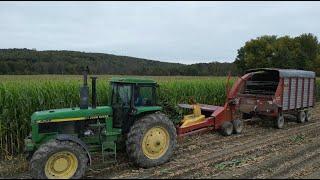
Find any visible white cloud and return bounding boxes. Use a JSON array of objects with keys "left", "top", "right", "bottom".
[{"left": 0, "top": 1, "right": 320, "bottom": 64}]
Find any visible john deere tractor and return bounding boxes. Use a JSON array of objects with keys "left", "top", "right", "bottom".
[{"left": 24, "top": 70, "right": 177, "bottom": 179}]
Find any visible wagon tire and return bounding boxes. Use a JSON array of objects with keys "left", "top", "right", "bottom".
[
  {"left": 305, "top": 109, "right": 312, "bottom": 122},
  {"left": 221, "top": 121, "right": 233, "bottom": 136},
  {"left": 297, "top": 111, "right": 306, "bottom": 123},
  {"left": 275, "top": 114, "right": 285, "bottom": 129},
  {"left": 30, "top": 139, "right": 88, "bottom": 179},
  {"left": 126, "top": 112, "right": 177, "bottom": 168},
  {"left": 232, "top": 119, "right": 244, "bottom": 134}
]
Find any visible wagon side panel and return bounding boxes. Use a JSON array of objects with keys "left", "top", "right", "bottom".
[
  {"left": 282, "top": 78, "right": 290, "bottom": 111},
  {"left": 308, "top": 78, "right": 315, "bottom": 107},
  {"left": 296, "top": 78, "right": 303, "bottom": 108},
  {"left": 303, "top": 78, "right": 309, "bottom": 107},
  {"left": 289, "top": 78, "right": 297, "bottom": 109},
  {"left": 313, "top": 78, "right": 316, "bottom": 107}
]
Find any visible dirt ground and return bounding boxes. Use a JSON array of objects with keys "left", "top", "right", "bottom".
[{"left": 2, "top": 104, "right": 320, "bottom": 179}]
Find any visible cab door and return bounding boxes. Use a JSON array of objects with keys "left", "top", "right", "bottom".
[{"left": 111, "top": 83, "right": 133, "bottom": 131}]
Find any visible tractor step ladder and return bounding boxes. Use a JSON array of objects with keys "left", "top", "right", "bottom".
[{"left": 101, "top": 141, "right": 117, "bottom": 164}]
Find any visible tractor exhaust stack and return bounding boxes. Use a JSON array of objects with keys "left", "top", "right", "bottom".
[
  {"left": 80, "top": 67, "right": 89, "bottom": 109},
  {"left": 91, "top": 76, "right": 97, "bottom": 109}
]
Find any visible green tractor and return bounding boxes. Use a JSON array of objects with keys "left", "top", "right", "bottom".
[{"left": 24, "top": 70, "right": 177, "bottom": 179}]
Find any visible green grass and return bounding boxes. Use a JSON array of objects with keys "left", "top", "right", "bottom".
[{"left": 290, "top": 134, "right": 305, "bottom": 143}]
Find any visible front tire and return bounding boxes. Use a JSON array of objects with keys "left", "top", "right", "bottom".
[
  {"left": 126, "top": 112, "right": 177, "bottom": 168},
  {"left": 30, "top": 140, "right": 88, "bottom": 179}
]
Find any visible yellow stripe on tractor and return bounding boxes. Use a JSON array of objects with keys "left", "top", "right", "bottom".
[
  {"left": 38, "top": 115, "right": 108, "bottom": 124},
  {"left": 39, "top": 117, "right": 86, "bottom": 123}
]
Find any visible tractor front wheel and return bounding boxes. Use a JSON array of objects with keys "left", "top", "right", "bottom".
[
  {"left": 29, "top": 140, "right": 88, "bottom": 179},
  {"left": 126, "top": 112, "right": 177, "bottom": 168}
]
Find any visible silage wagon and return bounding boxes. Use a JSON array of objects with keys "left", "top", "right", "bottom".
[
  {"left": 176, "top": 68, "right": 316, "bottom": 137},
  {"left": 233, "top": 68, "right": 316, "bottom": 128}
]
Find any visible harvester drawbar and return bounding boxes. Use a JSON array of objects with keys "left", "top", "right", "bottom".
[{"left": 176, "top": 74, "right": 242, "bottom": 137}]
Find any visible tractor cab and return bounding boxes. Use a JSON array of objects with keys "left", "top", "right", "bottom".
[{"left": 109, "top": 77, "right": 159, "bottom": 133}]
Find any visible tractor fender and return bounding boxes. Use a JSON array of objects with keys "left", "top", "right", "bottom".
[{"left": 56, "top": 134, "right": 92, "bottom": 165}]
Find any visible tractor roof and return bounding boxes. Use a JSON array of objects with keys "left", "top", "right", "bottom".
[{"left": 110, "top": 77, "right": 157, "bottom": 84}]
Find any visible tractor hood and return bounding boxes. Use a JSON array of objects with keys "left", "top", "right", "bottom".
[{"left": 31, "top": 106, "right": 113, "bottom": 123}]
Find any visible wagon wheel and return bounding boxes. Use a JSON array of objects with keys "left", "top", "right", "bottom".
[
  {"left": 297, "top": 111, "right": 306, "bottom": 123},
  {"left": 220, "top": 121, "right": 233, "bottom": 136},
  {"left": 305, "top": 109, "right": 312, "bottom": 122},
  {"left": 275, "top": 114, "right": 284, "bottom": 129},
  {"left": 232, "top": 119, "right": 244, "bottom": 134}
]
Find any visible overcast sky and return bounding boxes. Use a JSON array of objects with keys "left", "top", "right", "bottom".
[{"left": 1, "top": 1, "right": 320, "bottom": 64}]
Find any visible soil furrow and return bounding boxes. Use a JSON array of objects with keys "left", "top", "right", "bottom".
[
  {"left": 202, "top": 130, "right": 320, "bottom": 179},
  {"left": 272, "top": 151, "right": 320, "bottom": 179},
  {"left": 87, "top": 124, "right": 274, "bottom": 178},
  {"left": 303, "top": 166, "right": 320, "bottom": 179},
  {"left": 232, "top": 135, "right": 320, "bottom": 179},
  {"left": 172, "top": 127, "right": 320, "bottom": 179},
  {"left": 110, "top": 121, "right": 320, "bottom": 179}
]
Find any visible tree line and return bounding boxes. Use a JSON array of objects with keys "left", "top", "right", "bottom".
[
  {"left": 235, "top": 33, "right": 320, "bottom": 75},
  {"left": 0, "top": 49, "right": 237, "bottom": 76},
  {"left": 1, "top": 33, "right": 319, "bottom": 76}
]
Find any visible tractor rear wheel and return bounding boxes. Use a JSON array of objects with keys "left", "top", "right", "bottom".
[
  {"left": 221, "top": 121, "right": 233, "bottom": 136},
  {"left": 297, "top": 111, "right": 306, "bottom": 123},
  {"left": 30, "top": 140, "right": 88, "bottom": 179},
  {"left": 232, "top": 119, "right": 244, "bottom": 134},
  {"left": 126, "top": 112, "right": 177, "bottom": 168}
]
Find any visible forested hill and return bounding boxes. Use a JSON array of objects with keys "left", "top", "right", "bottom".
[{"left": 0, "top": 49, "right": 237, "bottom": 76}]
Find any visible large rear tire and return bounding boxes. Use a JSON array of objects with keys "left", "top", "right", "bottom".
[
  {"left": 126, "top": 112, "right": 177, "bottom": 168},
  {"left": 30, "top": 140, "right": 88, "bottom": 179}
]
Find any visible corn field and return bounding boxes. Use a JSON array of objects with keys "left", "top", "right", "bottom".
[{"left": 0, "top": 75, "right": 319, "bottom": 160}]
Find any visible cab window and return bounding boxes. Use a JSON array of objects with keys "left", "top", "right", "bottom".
[
  {"left": 134, "top": 86, "right": 155, "bottom": 106},
  {"left": 112, "top": 84, "right": 132, "bottom": 107}
]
